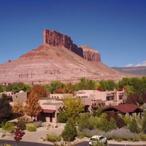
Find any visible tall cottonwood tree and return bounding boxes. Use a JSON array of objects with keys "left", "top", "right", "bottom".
[
  {"left": 12, "top": 102, "right": 25, "bottom": 116},
  {"left": 25, "top": 92, "right": 41, "bottom": 118},
  {"left": 25, "top": 85, "right": 47, "bottom": 118}
]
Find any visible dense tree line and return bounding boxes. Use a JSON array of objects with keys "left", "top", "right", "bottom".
[
  {"left": 118, "top": 77, "right": 146, "bottom": 104},
  {"left": 44, "top": 77, "right": 146, "bottom": 105},
  {"left": 0, "top": 83, "right": 31, "bottom": 93},
  {"left": 1, "top": 77, "right": 146, "bottom": 105}
]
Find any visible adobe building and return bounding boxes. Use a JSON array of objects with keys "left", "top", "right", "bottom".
[
  {"left": 75, "top": 89, "right": 126, "bottom": 107},
  {"left": 37, "top": 90, "right": 126, "bottom": 123}
]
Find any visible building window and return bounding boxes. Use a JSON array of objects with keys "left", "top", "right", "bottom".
[
  {"left": 106, "top": 96, "right": 114, "bottom": 101},
  {"left": 119, "top": 94, "right": 123, "bottom": 100}
]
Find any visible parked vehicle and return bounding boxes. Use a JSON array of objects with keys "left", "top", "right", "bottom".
[{"left": 89, "top": 135, "right": 108, "bottom": 146}]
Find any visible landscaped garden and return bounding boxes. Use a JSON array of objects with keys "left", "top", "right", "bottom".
[{"left": 0, "top": 77, "right": 146, "bottom": 144}]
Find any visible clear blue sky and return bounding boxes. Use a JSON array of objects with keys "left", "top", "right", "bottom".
[{"left": 0, "top": 0, "right": 146, "bottom": 67}]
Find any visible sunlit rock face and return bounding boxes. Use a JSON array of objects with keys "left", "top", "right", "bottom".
[{"left": 81, "top": 45, "right": 101, "bottom": 62}]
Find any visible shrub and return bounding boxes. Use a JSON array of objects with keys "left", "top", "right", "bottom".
[
  {"left": 2, "top": 122, "right": 15, "bottom": 132},
  {"left": 105, "top": 128, "right": 139, "bottom": 141},
  {"left": 97, "top": 114, "right": 117, "bottom": 132},
  {"left": 106, "top": 127, "right": 146, "bottom": 141},
  {"left": 91, "top": 106, "right": 103, "bottom": 117},
  {"left": 78, "top": 113, "right": 95, "bottom": 130},
  {"left": 57, "top": 111, "right": 68, "bottom": 123},
  {"left": 128, "top": 118, "right": 140, "bottom": 133},
  {"left": 78, "top": 113, "right": 117, "bottom": 132},
  {"left": 88, "top": 116, "right": 97, "bottom": 130},
  {"left": 123, "top": 114, "right": 132, "bottom": 126},
  {"left": 107, "top": 112, "right": 125, "bottom": 128},
  {"left": 17, "top": 118, "right": 26, "bottom": 130},
  {"left": 26, "top": 123, "right": 37, "bottom": 132},
  {"left": 46, "top": 134, "right": 61, "bottom": 142},
  {"left": 108, "top": 134, "right": 139, "bottom": 142},
  {"left": 62, "top": 120, "right": 77, "bottom": 141},
  {"left": 139, "top": 133, "right": 146, "bottom": 141},
  {"left": 17, "top": 116, "right": 31, "bottom": 123}
]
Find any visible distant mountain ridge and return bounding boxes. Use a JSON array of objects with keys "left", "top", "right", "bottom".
[{"left": 113, "top": 66, "right": 146, "bottom": 76}]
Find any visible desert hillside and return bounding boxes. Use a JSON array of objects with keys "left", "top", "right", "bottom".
[{"left": 0, "top": 29, "right": 126, "bottom": 84}]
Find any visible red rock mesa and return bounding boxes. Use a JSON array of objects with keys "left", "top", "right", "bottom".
[{"left": 0, "top": 29, "right": 125, "bottom": 84}]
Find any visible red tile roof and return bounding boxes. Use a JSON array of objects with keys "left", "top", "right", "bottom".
[
  {"left": 114, "top": 104, "right": 139, "bottom": 113},
  {"left": 104, "top": 104, "right": 142, "bottom": 114}
]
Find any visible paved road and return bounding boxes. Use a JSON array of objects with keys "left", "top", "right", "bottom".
[
  {"left": 76, "top": 141, "right": 146, "bottom": 146},
  {"left": 1, "top": 140, "right": 146, "bottom": 146},
  {"left": 0, "top": 140, "right": 53, "bottom": 146}
]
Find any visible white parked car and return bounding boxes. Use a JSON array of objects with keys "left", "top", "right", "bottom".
[{"left": 89, "top": 135, "right": 108, "bottom": 146}]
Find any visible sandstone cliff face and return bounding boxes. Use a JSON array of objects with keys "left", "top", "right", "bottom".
[
  {"left": 43, "top": 29, "right": 83, "bottom": 57},
  {"left": 43, "top": 29, "right": 101, "bottom": 63},
  {"left": 81, "top": 46, "right": 101, "bottom": 62}
]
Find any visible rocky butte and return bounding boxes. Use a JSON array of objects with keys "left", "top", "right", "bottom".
[{"left": 0, "top": 29, "right": 127, "bottom": 84}]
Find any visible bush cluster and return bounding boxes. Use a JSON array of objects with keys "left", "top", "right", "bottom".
[
  {"left": 62, "top": 120, "right": 77, "bottom": 141},
  {"left": 1, "top": 122, "right": 15, "bottom": 132},
  {"left": 26, "top": 123, "right": 37, "bottom": 132},
  {"left": 46, "top": 134, "right": 61, "bottom": 142},
  {"left": 17, "top": 118, "right": 26, "bottom": 130},
  {"left": 78, "top": 113, "right": 117, "bottom": 132}
]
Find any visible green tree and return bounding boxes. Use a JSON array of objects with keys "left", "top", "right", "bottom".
[
  {"left": 98, "top": 80, "right": 117, "bottom": 91},
  {"left": 0, "top": 94, "right": 12, "bottom": 121},
  {"left": 64, "top": 83, "right": 75, "bottom": 93},
  {"left": 46, "top": 81, "right": 65, "bottom": 93},
  {"left": 57, "top": 110, "right": 68, "bottom": 123},
  {"left": 75, "top": 78, "right": 96, "bottom": 90},
  {"left": 118, "top": 77, "right": 146, "bottom": 104},
  {"left": 63, "top": 97, "right": 84, "bottom": 121},
  {"left": 0, "top": 85, "right": 6, "bottom": 93},
  {"left": 62, "top": 120, "right": 77, "bottom": 141},
  {"left": 6, "top": 83, "right": 31, "bottom": 93}
]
